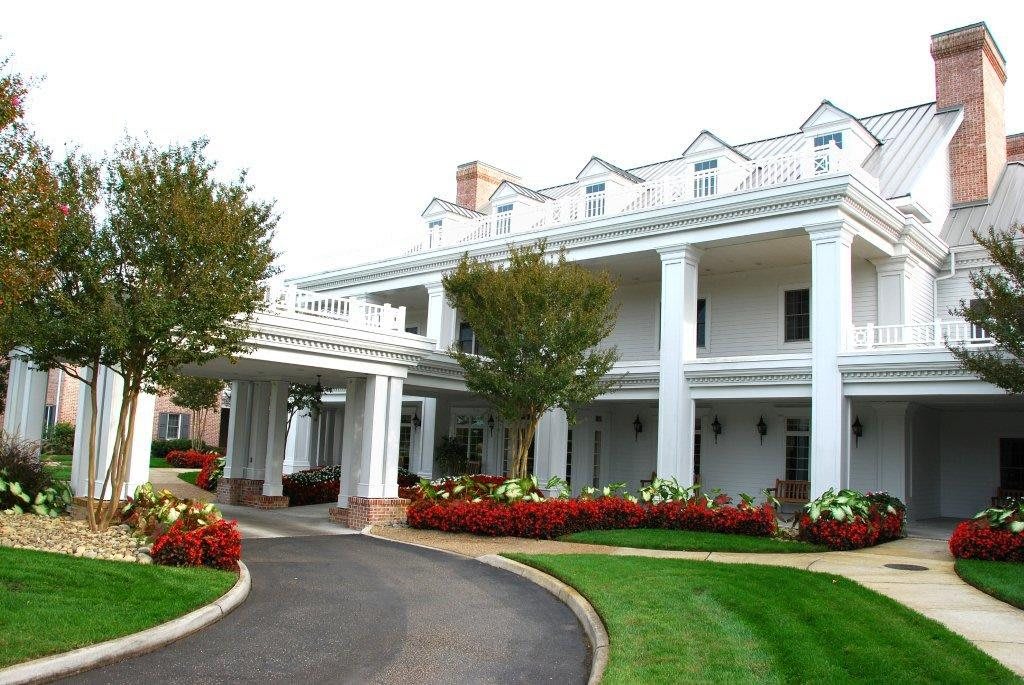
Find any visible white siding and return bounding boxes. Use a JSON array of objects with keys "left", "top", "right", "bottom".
[
  {"left": 605, "top": 406, "right": 657, "bottom": 490},
  {"left": 910, "top": 406, "right": 941, "bottom": 520},
  {"left": 405, "top": 306, "right": 427, "bottom": 334},
  {"left": 910, "top": 268, "right": 935, "bottom": 324},
  {"left": 851, "top": 259, "right": 877, "bottom": 326},
  {"left": 939, "top": 409, "right": 1024, "bottom": 519},
  {"left": 935, "top": 270, "right": 979, "bottom": 321},
  {"left": 602, "top": 281, "right": 659, "bottom": 362}
]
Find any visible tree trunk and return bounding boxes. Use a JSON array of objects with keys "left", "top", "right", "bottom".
[
  {"left": 510, "top": 416, "right": 539, "bottom": 480},
  {"left": 102, "top": 378, "right": 139, "bottom": 528},
  {"left": 84, "top": 364, "right": 99, "bottom": 531}
]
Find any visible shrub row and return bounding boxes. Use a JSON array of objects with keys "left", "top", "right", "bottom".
[
  {"left": 797, "top": 490, "right": 906, "bottom": 550},
  {"left": 283, "top": 465, "right": 341, "bottom": 506},
  {"left": 408, "top": 497, "right": 777, "bottom": 540},
  {"left": 152, "top": 439, "right": 220, "bottom": 460}
]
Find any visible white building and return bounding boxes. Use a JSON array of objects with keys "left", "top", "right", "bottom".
[
  {"left": 279, "top": 22, "right": 1024, "bottom": 522},
  {"left": 5, "top": 22, "right": 1022, "bottom": 528}
]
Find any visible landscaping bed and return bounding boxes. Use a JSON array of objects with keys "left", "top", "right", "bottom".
[
  {"left": 0, "top": 510, "right": 148, "bottom": 562},
  {"left": 949, "top": 500, "right": 1023, "bottom": 562},
  {"left": 0, "top": 545, "right": 235, "bottom": 668},
  {"left": 560, "top": 528, "right": 827, "bottom": 553},
  {"left": 955, "top": 558, "right": 1024, "bottom": 610},
  {"left": 509, "top": 553, "right": 1018, "bottom": 684}
]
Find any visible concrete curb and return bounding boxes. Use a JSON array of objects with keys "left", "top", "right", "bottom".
[
  {"left": 478, "top": 554, "right": 609, "bottom": 685},
  {"left": 363, "top": 529, "right": 473, "bottom": 558},
  {"left": 0, "top": 561, "right": 251, "bottom": 685}
]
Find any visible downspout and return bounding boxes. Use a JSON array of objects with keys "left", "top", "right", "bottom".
[{"left": 933, "top": 248, "right": 957, "bottom": 320}]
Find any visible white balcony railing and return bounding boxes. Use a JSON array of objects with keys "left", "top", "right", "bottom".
[
  {"left": 265, "top": 286, "right": 407, "bottom": 332},
  {"left": 409, "top": 142, "right": 850, "bottom": 254},
  {"left": 848, "top": 320, "right": 992, "bottom": 351}
]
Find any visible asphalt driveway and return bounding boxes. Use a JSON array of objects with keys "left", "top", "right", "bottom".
[{"left": 65, "top": 534, "right": 589, "bottom": 684}]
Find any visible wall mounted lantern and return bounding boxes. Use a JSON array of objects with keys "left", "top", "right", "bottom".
[
  {"left": 633, "top": 414, "right": 643, "bottom": 441},
  {"left": 487, "top": 414, "right": 496, "bottom": 434},
  {"left": 851, "top": 416, "right": 863, "bottom": 446},
  {"left": 314, "top": 374, "right": 324, "bottom": 394},
  {"left": 711, "top": 415, "right": 723, "bottom": 444},
  {"left": 412, "top": 413, "right": 422, "bottom": 429},
  {"left": 756, "top": 416, "right": 768, "bottom": 445}
]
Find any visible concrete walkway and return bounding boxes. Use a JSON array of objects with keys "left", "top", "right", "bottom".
[
  {"left": 149, "top": 467, "right": 213, "bottom": 501},
  {"left": 372, "top": 526, "right": 1024, "bottom": 676},
  {"left": 66, "top": 534, "right": 589, "bottom": 684}
]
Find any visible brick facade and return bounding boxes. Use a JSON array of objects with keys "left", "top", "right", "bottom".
[
  {"left": 152, "top": 392, "right": 222, "bottom": 447},
  {"left": 1009, "top": 133, "right": 1024, "bottom": 164},
  {"left": 216, "top": 477, "right": 265, "bottom": 505},
  {"left": 931, "top": 23, "right": 1007, "bottom": 205},
  {"left": 329, "top": 497, "right": 410, "bottom": 529},
  {"left": 455, "top": 161, "right": 521, "bottom": 212}
]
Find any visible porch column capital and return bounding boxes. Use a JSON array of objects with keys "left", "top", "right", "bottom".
[
  {"left": 657, "top": 244, "right": 704, "bottom": 266},
  {"left": 805, "top": 222, "right": 855, "bottom": 246}
]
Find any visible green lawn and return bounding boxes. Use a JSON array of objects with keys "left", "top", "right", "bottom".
[
  {"left": 150, "top": 456, "right": 171, "bottom": 469},
  {"left": 177, "top": 471, "right": 200, "bottom": 486},
  {"left": 0, "top": 546, "right": 236, "bottom": 668},
  {"left": 508, "top": 554, "right": 1017, "bottom": 684},
  {"left": 42, "top": 454, "right": 72, "bottom": 482},
  {"left": 560, "top": 528, "right": 827, "bottom": 554},
  {"left": 956, "top": 558, "right": 1024, "bottom": 610}
]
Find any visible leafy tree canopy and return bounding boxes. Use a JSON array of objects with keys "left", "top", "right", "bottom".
[
  {"left": 443, "top": 240, "right": 620, "bottom": 478},
  {"left": 950, "top": 225, "right": 1024, "bottom": 393}
]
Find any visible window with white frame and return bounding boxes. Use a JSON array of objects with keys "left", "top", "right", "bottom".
[
  {"left": 585, "top": 182, "right": 606, "bottom": 218},
  {"left": 693, "top": 159, "right": 718, "bottom": 197},
  {"left": 999, "top": 438, "right": 1024, "bottom": 490},
  {"left": 696, "top": 298, "right": 707, "bottom": 348},
  {"left": 428, "top": 219, "right": 443, "bottom": 247},
  {"left": 784, "top": 418, "right": 810, "bottom": 481},
  {"left": 458, "top": 322, "right": 481, "bottom": 355},
  {"left": 813, "top": 132, "right": 843, "bottom": 174},
  {"left": 495, "top": 203, "right": 513, "bottom": 234},
  {"left": 968, "top": 299, "right": 990, "bottom": 342},
  {"left": 783, "top": 288, "right": 811, "bottom": 342},
  {"left": 454, "top": 414, "right": 485, "bottom": 473},
  {"left": 398, "top": 412, "right": 414, "bottom": 471},
  {"left": 592, "top": 423, "right": 603, "bottom": 487},
  {"left": 43, "top": 404, "right": 57, "bottom": 430},
  {"left": 565, "top": 429, "right": 573, "bottom": 488},
  {"left": 157, "top": 412, "right": 190, "bottom": 440}
]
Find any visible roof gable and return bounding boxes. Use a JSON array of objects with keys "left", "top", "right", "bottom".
[
  {"left": 576, "top": 156, "right": 644, "bottom": 184},
  {"left": 420, "top": 198, "right": 483, "bottom": 219},
  {"left": 800, "top": 100, "right": 881, "bottom": 145},
  {"left": 682, "top": 130, "right": 750, "bottom": 160},
  {"left": 489, "top": 180, "right": 551, "bottom": 203}
]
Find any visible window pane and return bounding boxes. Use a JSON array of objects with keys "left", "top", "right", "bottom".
[
  {"left": 592, "top": 430, "right": 602, "bottom": 486},
  {"left": 696, "top": 298, "right": 707, "bottom": 348},
  {"left": 1000, "top": 438, "right": 1024, "bottom": 489},
  {"left": 565, "top": 429, "right": 573, "bottom": 488},
  {"left": 458, "top": 322, "right": 476, "bottom": 353},
  {"left": 784, "top": 289, "right": 810, "bottom": 342}
]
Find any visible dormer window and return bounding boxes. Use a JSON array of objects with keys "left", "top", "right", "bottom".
[
  {"left": 427, "top": 219, "right": 443, "bottom": 247},
  {"left": 495, "top": 203, "right": 513, "bottom": 234},
  {"left": 813, "top": 132, "right": 843, "bottom": 174},
  {"left": 585, "top": 182, "right": 606, "bottom": 218},
  {"left": 693, "top": 159, "right": 718, "bottom": 198}
]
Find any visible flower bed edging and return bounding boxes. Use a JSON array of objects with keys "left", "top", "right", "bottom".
[{"left": 0, "top": 561, "right": 250, "bottom": 685}]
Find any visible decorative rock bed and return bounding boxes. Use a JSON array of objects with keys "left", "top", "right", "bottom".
[{"left": 0, "top": 511, "right": 151, "bottom": 564}]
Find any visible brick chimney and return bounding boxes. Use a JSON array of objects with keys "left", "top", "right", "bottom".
[
  {"left": 1009, "top": 133, "right": 1024, "bottom": 164},
  {"left": 931, "top": 22, "right": 1008, "bottom": 205},
  {"left": 455, "top": 161, "right": 521, "bottom": 212}
]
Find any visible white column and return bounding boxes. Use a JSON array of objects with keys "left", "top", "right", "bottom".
[
  {"left": 808, "top": 224, "right": 854, "bottom": 498},
  {"left": 284, "top": 409, "right": 313, "bottom": 474},
  {"left": 339, "top": 377, "right": 366, "bottom": 507},
  {"left": 225, "top": 381, "right": 253, "bottom": 479},
  {"left": 656, "top": 245, "right": 702, "bottom": 485},
  {"left": 70, "top": 366, "right": 153, "bottom": 499},
  {"left": 245, "top": 381, "right": 271, "bottom": 480},
  {"left": 871, "top": 255, "right": 916, "bottom": 327},
  {"left": 3, "top": 355, "right": 48, "bottom": 445},
  {"left": 262, "top": 380, "right": 289, "bottom": 497},
  {"left": 425, "top": 282, "right": 457, "bottom": 351},
  {"left": 534, "top": 408, "right": 569, "bottom": 488},
  {"left": 331, "top": 407, "right": 345, "bottom": 466},
  {"left": 416, "top": 397, "right": 437, "bottom": 478},
  {"left": 307, "top": 409, "right": 321, "bottom": 468},
  {"left": 356, "top": 375, "right": 403, "bottom": 499}
]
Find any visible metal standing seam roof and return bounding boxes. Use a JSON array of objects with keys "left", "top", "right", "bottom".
[
  {"left": 491, "top": 180, "right": 554, "bottom": 203},
  {"left": 422, "top": 198, "right": 484, "bottom": 218},
  {"left": 534, "top": 102, "right": 961, "bottom": 203},
  {"left": 942, "top": 163, "right": 1024, "bottom": 246}
]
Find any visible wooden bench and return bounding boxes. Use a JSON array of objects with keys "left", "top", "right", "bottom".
[
  {"left": 991, "top": 488, "right": 1024, "bottom": 507},
  {"left": 770, "top": 479, "right": 811, "bottom": 504}
]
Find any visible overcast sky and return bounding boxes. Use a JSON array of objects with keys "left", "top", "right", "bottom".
[{"left": 5, "top": 2, "right": 1023, "bottom": 279}]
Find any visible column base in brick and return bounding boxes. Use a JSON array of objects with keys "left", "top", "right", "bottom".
[
  {"left": 248, "top": 494, "right": 290, "bottom": 510},
  {"left": 329, "top": 497, "right": 410, "bottom": 529},
  {"left": 216, "top": 478, "right": 265, "bottom": 505}
]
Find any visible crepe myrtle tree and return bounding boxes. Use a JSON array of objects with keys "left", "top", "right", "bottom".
[
  {"left": 0, "top": 53, "right": 63, "bottom": 339},
  {"left": 950, "top": 224, "right": 1024, "bottom": 393},
  {"left": 8, "top": 151, "right": 110, "bottom": 529},
  {"left": 168, "top": 375, "right": 226, "bottom": 450},
  {"left": 443, "top": 240, "right": 620, "bottom": 479}
]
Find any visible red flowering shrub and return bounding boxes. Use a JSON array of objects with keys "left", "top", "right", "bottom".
[
  {"left": 283, "top": 465, "right": 341, "bottom": 506},
  {"left": 799, "top": 514, "right": 877, "bottom": 550},
  {"left": 196, "top": 455, "right": 225, "bottom": 491},
  {"left": 166, "top": 450, "right": 217, "bottom": 469},
  {"left": 949, "top": 521, "right": 1024, "bottom": 562},
  {"left": 407, "top": 497, "right": 647, "bottom": 539},
  {"left": 647, "top": 499, "right": 777, "bottom": 537},
  {"left": 152, "top": 518, "right": 242, "bottom": 570},
  {"left": 405, "top": 474, "right": 513, "bottom": 502},
  {"left": 797, "top": 489, "right": 907, "bottom": 550}
]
